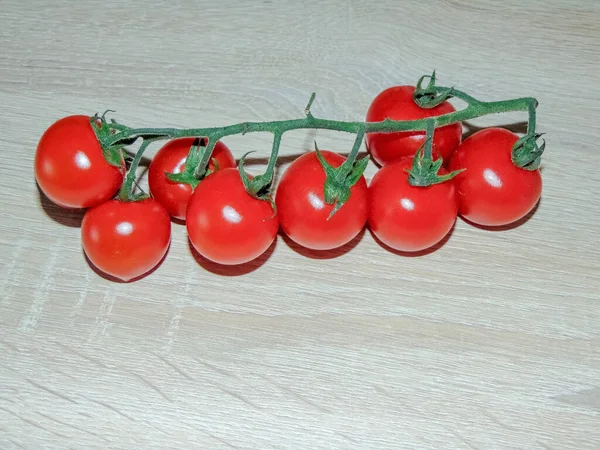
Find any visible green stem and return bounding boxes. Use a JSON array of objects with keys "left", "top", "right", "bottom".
[
  {"left": 107, "top": 96, "right": 535, "bottom": 148},
  {"left": 339, "top": 126, "right": 365, "bottom": 175},
  {"left": 193, "top": 136, "right": 219, "bottom": 179},
  {"left": 424, "top": 120, "right": 435, "bottom": 160},
  {"left": 266, "top": 131, "right": 282, "bottom": 178},
  {"left": 118, "top": 139, "right": 155, "bottom": 201}
]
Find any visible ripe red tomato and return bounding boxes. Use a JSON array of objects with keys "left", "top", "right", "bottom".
[
  {"left": 186, "top": 168, "right": 278, "bottom": 265},
  {"left": 448, "top": 128, "right": 542, "bottom": 226},
  {"left": 148, "top": 138, "right": 236, "bottom": 220},
  {"left": 365, "top": 86, "right": 462, "bottom": 166},
  {"left": 81, "top": 198, "right": 171, "bottom": 281},
  {"left": 35, "top": 115, "right": 123, "bottom": 208},
  {"left": 275, "top": 150, "right": 368, "bottom": 250},
  {"left": 368, "top": 157, "right": 458, "bottom": 252}
]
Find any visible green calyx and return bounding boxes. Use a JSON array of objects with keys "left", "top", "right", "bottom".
[
  {"left": 406, "top": 120, "right": 463, "bottom": 187},
  {"left": 406, "top": 149, "right": 464, "bottom": 187},
  {"left": 412, "top": 70, "right": 454, "bottom": 109},
  {"left": 164, "top": 138, "right": 216, "bottom": 189},
  {"left": 238, "top": 151, "right": 277, "bottom": 212},
  {"left": 314, "top": 142, "right": 369, "bottom": 219},
  {"left": 90, "top": 113, "right": 128, "bottom": 168},
  {"left": 511, "top": 133, "right": 545, "bottom": 170}
]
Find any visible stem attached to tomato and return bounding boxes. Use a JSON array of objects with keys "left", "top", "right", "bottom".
[
  {"left": 96, "top": 74, "right": 542, "bottom": 209},
  {"left": 117, "top": 138, "right": 157, "bottom": 202}
]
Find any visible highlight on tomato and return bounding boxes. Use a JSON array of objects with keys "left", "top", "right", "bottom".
[
  {"left": 275, "top": 150, "right": 368, "bottom": 251},
  {"left": 365, "top": 85, "right": 462, "bottom": 166},
  {"left": 448, "top": 128, "right": 542, "bottom": 227},
  {"left": 186, "top": 168, "right": 279, "bottom": 265},
  {"left": 148, "top": 138, "right": 236, "bottom": 220},
  {"left": 81, "top": 198, "right": 171, "bottom": 281},
  {"left": 34, "top": 115, "right": 124, "bottom": 208},
  {"left": 368, "top": 157, "right": 458, "bottom": 252}
]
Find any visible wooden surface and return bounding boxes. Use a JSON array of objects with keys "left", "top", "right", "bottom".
[{"left": 1, "top": 0, "right": 599, "bottom": 448}]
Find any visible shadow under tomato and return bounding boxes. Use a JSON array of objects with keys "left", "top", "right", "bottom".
[
  {"left": 187, "top": 237, "right": 276, "bottom": 276},
  {"left": 280, "top": 227, "right": 366, "bottom": 260},
  {"left": 368, "top": 222, "right": 456, "bottom": 257},
  {"left": 459, "top": 198, "right": 541, "bottom": 232},
  {"left": 38, "top": 183, "right": 86, "bottom": 228},
  {"left": 82, "top": 242, "right": 171, "bottom": 283}
]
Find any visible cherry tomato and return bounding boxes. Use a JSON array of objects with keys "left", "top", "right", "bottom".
[
  {"left": 365, "top": 86, "right": 462, "bottom": 166},
  {"left": 35, "top": 115, "right": 123, "bottom": 208},
  {"left": 81, "top": 198, "right": 171, "bottom": 281},
  {"left": 148, "top": 138, "right": 236, "bottom": 220},
  {"left": 275, "top": 150, "right": 368, "bottom": 250},
  {"left": 448, "top": 128, "right": 542, "bottom": 227},
  {"left": 186, "top": 168, "right": 278, "bottom": 265},
  {"left": 368, "top": 157, "right": 458, "bottom": 252}
]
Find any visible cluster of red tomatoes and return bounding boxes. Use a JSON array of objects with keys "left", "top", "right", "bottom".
[{"left": 34, "top": 85, "right": 542, "bottom": 282}]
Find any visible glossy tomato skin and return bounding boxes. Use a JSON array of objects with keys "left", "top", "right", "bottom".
[
  {"left": 275, "top": 150, "right": 368, "bottom": 251},
  {"left": 365, "top": 86, "right": 462, "bottom": 166},
  {"left": 448, "top": 128, "right": 542, "bottom": 226},
  {"left": 148, "top": 138, "right": 236, "bottom": 220},
  {"left": 35, "top": 115, "right": 123, "bottom": 208},
  {"left": 186, "top": 168, "right": 278, "bottom": 265},
  {"left": 81, "top": 198, "right": 171, "bottom": 281},
  {"left": 368, "top": 158, "right": 458, "bottom": 252}
]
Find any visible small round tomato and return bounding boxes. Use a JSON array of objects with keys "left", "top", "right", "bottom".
[
  {"left": 275, "top": 150, "right": 368, "bottom": 251},
  {"left": 365, "top": 86, "right": 462, "bottom": 166},
  {"left": 448, "top": 128, "right": 542, "bottom": 226},
  {"left": 35, "top": 115, "right": 123, "bottom": 208},
  {"left": 148, "top": 138, "right": 236, "bottom": 220},
  {"left": 186, "top": 168, "right": 278, "bottom": 265},
  {"left": 368, "top": 158, "right": 458, "bottom": 252},
  {"left": 81, "top": 198, "right": 171, "bottom": 281}
]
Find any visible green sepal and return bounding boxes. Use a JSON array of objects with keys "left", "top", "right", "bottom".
[
  {"left": 407, "top": 142, "right": 463, "bottom": 187},
  {"left": 413, "top": 70, "right": 454, "bottom": 109},
  {"left": 238, "top": 152, "right": 277, "bottom": 213},
  {"left": 91, "top": 113, "right": 127, "bottom": 168},
  {"left": 102, "top": 145, "right": 125, "bottom": 168},
  {"left": 314, "top": 142, "right": 368, "bottom": 219},
  {"left": 164, "top": 138, "right": 214, "bottom": 189},
  {"left": 165, "top": 171, "right": 200, "bottom": 189},
  {"left": 512, "top": 133, "right": 545, "bottom": 170}
]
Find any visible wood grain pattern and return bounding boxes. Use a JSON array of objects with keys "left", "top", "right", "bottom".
[{"left": 1, "top": 0, "right": 599, "bottom": 448}]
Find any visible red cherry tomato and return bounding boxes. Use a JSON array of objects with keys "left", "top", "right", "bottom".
[
  {"left": 35, "top": 115, "right": 123, "bottom": 208},
  {"left": 148, "top": 138, "right": 236, "bottom": 220},
  {"left": 275, "top": 150, "right": 368, "bottom": 250},
  {"left": 365, "top": 86, "right": 462, "bottom": 166},
  {"left": 448, "top": 128, "right": 542, "bottom": 226},
  {"left": 81, "top": 198, "right": 171, "bottom": 281},
  {"left": 368, "top": 158, "right": 458, "bottom": 252},
  {"left": 186, "top": 168, "right": 278, "bottom": 265}
]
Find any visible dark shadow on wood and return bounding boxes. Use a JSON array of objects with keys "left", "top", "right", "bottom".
[{"left": 37, "top": 183, "right": 86, "bottom": 228}]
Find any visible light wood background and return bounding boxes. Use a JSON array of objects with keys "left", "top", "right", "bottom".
[{"left": 1, "top": 0, "right": 599, "bottom": 448}]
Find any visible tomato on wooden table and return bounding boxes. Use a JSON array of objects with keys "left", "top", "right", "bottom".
[
  {"left": 368, "top": 157, "right": 458, "bottom": 252},
  {"left": 448, "top": 128, "right": 542, "bottom": 227},
  {"left": 186, "top": 168, "right": 278, "bottom": 265},
  {"left": 35, "top": 115, "right": 123, "bottom": 208},
  {"left": 148, "top": 138, "right": 236, "bottom": 220},
  {"left": 365, "top": 86, "right": 462, "bottom": 166},
  {"left": 275, "top": 150, "right": 368, "bottom": 251},
  {"left": 81, "top": 198, "right": 171, "bottom": 281}
]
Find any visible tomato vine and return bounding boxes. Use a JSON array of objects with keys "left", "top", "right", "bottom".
[{"left": 34, "top": 72, "right": 546, "bottom": 280}]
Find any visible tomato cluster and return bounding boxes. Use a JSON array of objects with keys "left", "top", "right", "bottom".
[{"left": 34, "top": 85, "right": 542, "bottom": 282}]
